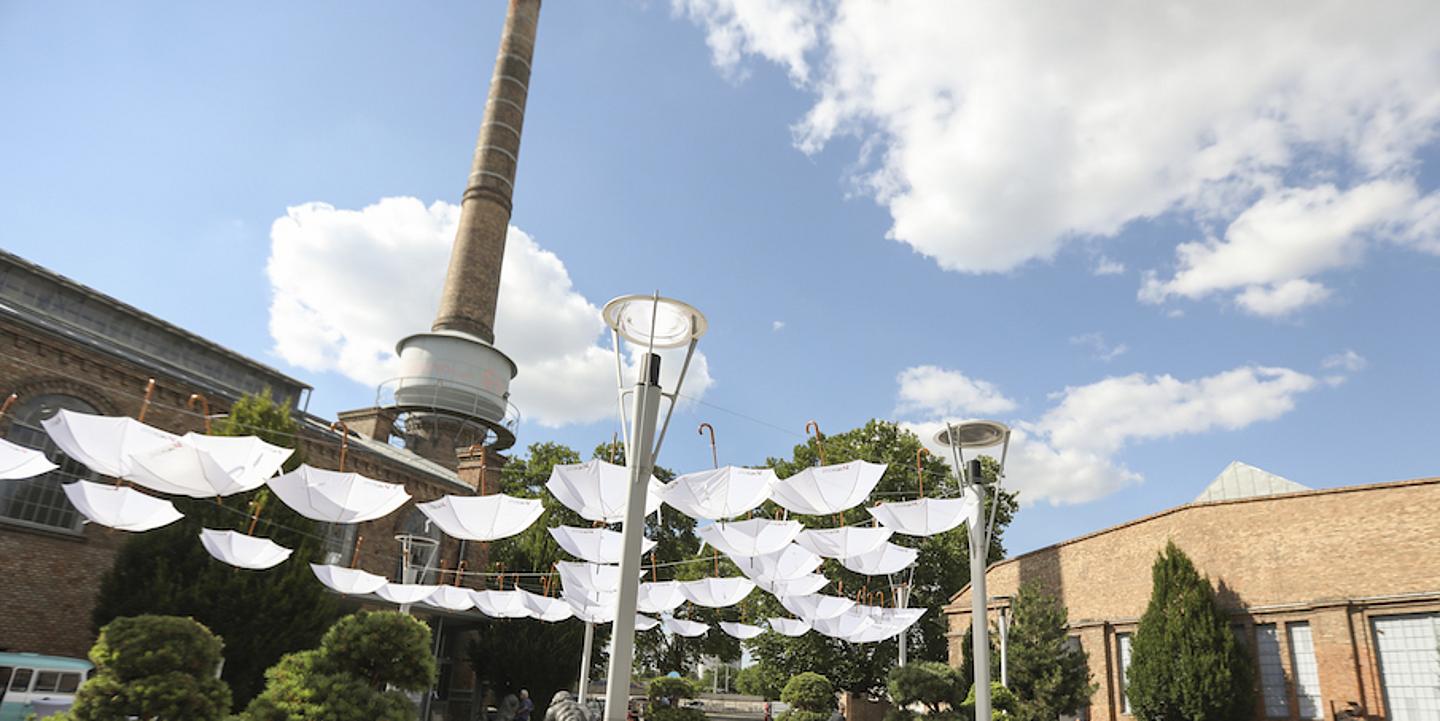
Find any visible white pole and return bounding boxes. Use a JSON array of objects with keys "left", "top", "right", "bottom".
[
  {"left": 998, "top": 608, "right": 1009, "bottom": 688},
  {"left": 968, "top": 459, "right": 992, "bottom": 721},
  {"left": 602, "top": 354, "right": 663, "bottom": 721},
  {"left": 896, "top": 582, "right": 911, "bottom": 667},
  {"left": 578, "top": 621, "right": 595, "bottom": 703}
]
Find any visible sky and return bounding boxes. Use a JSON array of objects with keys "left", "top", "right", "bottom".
[{"left": 3, "top": 1, "right": 1438, "bottom": 557}]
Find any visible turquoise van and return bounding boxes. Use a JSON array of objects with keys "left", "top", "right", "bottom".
[{"left": 0, "top": 652, "right": 93, "bottom": 721}]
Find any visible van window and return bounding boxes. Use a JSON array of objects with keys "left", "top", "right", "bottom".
[
  {"left": 9, "top": 668, "right": 32, "bottom": 692},
  {"left": 33, "top": 670, "right": 60, "bottom": 693},
  {"left": 58, "top": 672, "right": 81, "bottom": 693}
]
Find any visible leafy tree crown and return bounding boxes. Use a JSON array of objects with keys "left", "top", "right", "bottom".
[{"left": 782, "top": 672, "right": 836, "bottom": 713}]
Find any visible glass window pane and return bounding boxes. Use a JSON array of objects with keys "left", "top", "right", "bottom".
[
  {"left": 1373, "top": 613, "right": 1440, "bottom": 721},
  {"left": 1256, "top": 624, "right": 1291, "bottom": 718},
  {"left": 0, "top": 394, "right": 99, "bottom": 532},
  {"left": 32, "top": 671, "right": 59, "bottom": 693},
  {"left": 57, "top": 673, "right": 80, "bottom": 693},
  {"left": 1117, "top": 632, "right": 1133, "bottom": 714},
  {"left": 10, "top": 668, "right": 33, "bottom": 692},
  {"left": 1287, "top": 623, "right": 1323, "bottom": 719}
]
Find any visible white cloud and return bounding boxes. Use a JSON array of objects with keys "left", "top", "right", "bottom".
[
  {"left": 675, "top": 1, "right": 1440, "bottom": 310},
  {"left": 1069, "top": 332, "right": 1127, "bottom": 362},
  {"left": 1322, "top": 349, "right": 1368, "bottom": 373},
  {"left": 772, "top": 320, "right": 786, "bottom": 332},
  {"left": 1092, "top": 257, "right": 1126, "bottom": 276},
  {"left": 894, "top": 366, "right": 1017, "bottom": 418},
  {"left": 897, "top": 364, "right": 1319, "bottom": 506},
  {"left": 267, "top": 197, "right": 714, "bottom": 428}
]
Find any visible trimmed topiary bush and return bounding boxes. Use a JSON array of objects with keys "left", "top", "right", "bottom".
[
  {"left": 887, "top": 662, "right": 965, "bottom": 716},
  {"left": 780, "top": 671, "right": 834, "bottom": 721},
  {"left": 960, "top": 682, "right": 1017, "bottom": 721},
  {"left": 61, "top": 615, "right": 231, "bottom": 721}
]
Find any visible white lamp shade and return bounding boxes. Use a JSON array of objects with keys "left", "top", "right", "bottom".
[
  {"left": 602, "top": 295, "right": 707, "bottom": 348},
  {"left": 41, "top": 410, "right": 178, "bottom": 478},
  {"left": 678, "top": 577, "right": 755, "bottom": 608},
  {"left": 731, "top": 544, "right": 823, "bottom": 583},
  {"left": 839, "top": 542, "right": 920, "bottom": 576},
  {"left": 128, "top": 434, "right": 293, "bottom": 498},
  {"left": 61, "top": 480, "right": 183, "bottom": 532},
  {"left": 198, "top": 528, "right": 292, "bottom": 570},
  {"left": 549, "top": 526, "right": 656, "bottom": 564},
  {"left": 767, "top": 617, "right": 812, "bottom": 637},
  {"left": 310, "top": 563, "right": 388, "bottom": 595},
  {"left": 375, "top": 583, "right": 439, "bottom": 605},
  {"left": 658, "top": 466, "right": 777, "bottom": 520},
  {"left": 267, "top": 465, "right": 410, "bottom": 524},
  {"left": 546, "top": 459, "right": 663, "bottom": 523},
  {"left": 0, "top": 438, "right": 57, "bottom": 480},
  {"left": 661, "top": 616, "right": 710, "bottom": 637},
  {"left": 636, "top": 581, "right": 687, "bottom": 614},
  {"left": 757, "top": 573, "right": 830, "bottom": 598},
  {"left": 519, "top": 590, "right": 575, "bottom": 622},
  {"left": 866, "top": 496, "right": 978, "bottom": 537},
  {"left": 780, "top": 593, "right": 855, "bottom": 621},
  {"left": 698, "top": 519, "right": 802, "bottom": 558},
  {"left": 473, "top": 590, "right": 532, "bottom": 619},
  {"left": 424, "top": 586, "right": 478, "bottom": 612},
  {"left": 418, "top": 494, "right": 543, "bottom": 541},
  {"left": 719, "top": 622, "right": 766, "bottom": 640},
  {"left": 795, "top": 527, "right": 893, "bottom": 559},
  {"left": 769, "top": 460, "right": 887, "bottom": 516}
]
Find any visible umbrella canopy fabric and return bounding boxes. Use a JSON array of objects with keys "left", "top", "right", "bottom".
[
  {"left": 310, "top": 563, "right": 388, "bottom": 595},
  {"left": 866, "top": 496, "right": 978, "bottom": 537},
  {"left": 519, "top": 590, "right": 575, "bottom": 622},
  {"left": 635, "top": 614, "right": 661, "bottom": 631},
  {"left": 657, "top": 466, "right": 778, "bottom": 520},
  {"left": 418, "top": 494, "right": 543, "bottom": 541},
  {"left": 41, "top": 409, "right": 178, "bottom": 478},
  {"left": 549, "top": 526, "right": 657, "bottom": 564},
  {"left": 267, "top": 465, "right": 410, "bottom": 524},
  {"left": 845, "top": 607, "right": 927, "bottom": 642},
  {"left": 636, "top": 581, "right": 686, "bottom": 614},
  {"left": 795, "top": 527, "right": 893, "bottom": 559},
  {"left": 780, "top": 593, "right": 855, "bottom": 621},
  {"left": 0, "top": 438, "right": 57, "bottom": 480},
  {"left": 719, "top": 622, "right": 766, "bottom": 640},
  {"left": 563, "top": 587, "right": 618, "bottom": 610},
  {"left": 545, "top": 459, "right": 663, "bottom": 523},
  {"left": 839, "top": 542, "right": 920, "bottom": 576},
  {"left": 731, "top": 544, "right": 824, "bottom": 582},
  {"left": 557, "top": 561, "right": 639, "bottom": 595},
  {"left": 567, "top": 598, "right": 616, "bottom": 625},
  {"left": 661, "top": 616, "right": 709, "bottom": 637},
  {"left": 424, "top": 586, "right": 478, "bottom": 612},
  {"left": 678, "top": 577, "right": 755, "bottom": 608},
  {"left": 473, "top": 590, "right": 532, "bottom": 619},
  {"left": 62, "top": 480, "right": 183, "bottom": 532},
  {"left": 698, "top": 519, "right": 803, "bottom": 558},
  {"left": 769, "top": 460, "right": 887, "bottom": 516},
  {"left": 374, "top": 583, "right": 439, "bottom": 605},
  {"left": 198, "top": 528, "right": 292, "bottom": 570},
  {"left": 127, "top": 434, "right": 294, "bottom": 498},
  {"left": 757, "top": 573, "right": 830, "bottom": 598},
  {"left": 767, "top": 617, "right": 812, "bottom": 637},
  {"left": 811, "top": 610, "right": 874, "bottom": 640}
]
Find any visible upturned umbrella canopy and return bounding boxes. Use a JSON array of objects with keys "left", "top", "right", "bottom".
[
  {"left": 424, "top": 586, "right": 478, "bottom": 612},
  {"left": 557, "top": 561, "right": 641, "bottom": 595},
  {"left": 635, "top": 614, "right": 661, "bottom": 631},
  {"left": 417, "top": 494, "right": 544, "bottom": 541},
  {"left": 845, "top": 607, "right": 927, "bottom": 643},
  {"left": 473, "top": 590, "right": 532, "bottom": 619},
  {"left": 769, "top": 460, "right": 887, "bottom": 516},
  {"left": 795, "top": 527, "right": 893, "bottom": 559},
  {"left": 756, "top": 573, "right": 829, "bottom": 598},
  {"left": 518, "top": 590, "right": 575, "bottom": 622},
  {"left": 811, "top": 610, "right": 875, "bottom": 640},
  {"left": 41, "top": 410, "right": 177, "bottom": 478},
  {"left": 636, "top": 581, "right": 686, "bottom": 614},
  {"left": 766, "top": 617, "right": 812, "bottom": 637},
  {"left": 657, "top": 466, "right": 777, "bottom": 520},
  {"left": 719, "top": 621, "right": 766, "bottom": 640},
  {"left": 61, "top": 480, "right": 183, "bottom": 532},
  {"left": 731, "top": 544, "right": 823, "bottom": 582},
  {"left": 697, "top": 519, "right": 802, "bottom": 558},
  {"left": 545, "top": 459, "right": 663, "bottom": 523},
  {"left": 310, "top": 563, "right": 388, "bottom": 595},
  {"left": 0, "top": 438, "right": 57, "bottom": 480},
  {"left": 198, "top": 528, "right": 292, "bottom": 570},
  {"left": 866, "top": 496, "right": 978, "bottom": 537},
  {"left": 267, "top": 465, "right": 410, "bottom": 524},
  {"left": 374, "top": 583, "right": 439, "bottom": 606},
  {"left": 678, "top": 577, "right": 756, "bottom": 608},
  {"left": 661, "top": 615, "right": 709, "bottom": 637},
  {"left": 780, "top": 593, "right": 855, "bottom": 621},
  {"left": 567, "top": 598, "right": 616, "bottom": 625},
  {"left": 549, "top": 526, "right": 657, "bottom": 564},
  {"left": 128, "top": 434, "right": 293, "bottom": 498},
  {"left": 839, "top": 542, "right": 919, "bottom": 576}
]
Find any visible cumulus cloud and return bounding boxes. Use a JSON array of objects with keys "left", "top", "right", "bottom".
[
  {"left": 1322, "top": 349, "right": 1368, "bottom": 373},
  {"left": 1069, "top": 332, "right": 1127, "bottom": 362},
  {"left": 1092, "top": 257, "right": 1126, "bottom": 277},
  {"left": 772, "top": 320, "right": 786, "bottom": 332},
  {"left": 894, "top": 366, "right": 1017, "bottom": 418},
  {"left": 267, "top": 197, "right": 714, "bottom": 428},
  {"left": 674, "top": 0, "right": 1440, "bottom": 311},
  {"left": 897, "top": 364, "right": 1319, "bottom": 506}
]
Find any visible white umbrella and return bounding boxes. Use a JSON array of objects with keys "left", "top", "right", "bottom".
[
  {"left": 635, "top": 614, "right": 661, "bottom": 631},
  {"left": 473, "top": 589, "right": 532, "bottom": 619},
  {"left": 840, "top": 542, "right": 919, "bottom": 576},
  {"left": 41, "top": 409, "right": 177, "bottom": 478},
  {"left": 267, "top": 465, "right": 410, "bottom": 523},
  {"left": 780, "top": 593, "right": 855, "bottom": 621},
  {"left": 61, "top": 481, "right": 183, "bottom": 532},
  {"left": 557, "top": 561, "right": 638, "bottom": 595},
  {"left": 545, "top": 459, "right": 663, "bottom": 523},
  {"left": 698, "top": 519, "right": 802, "bottom": 558},
  {"left": 198, "top": 528, "right": 292, "bottom": 570},
  {"left": 127, "top": 434, "right": 293, "bottom": 498},
  {"left": 567, "top": 598, "right": 616, "bottom": 625},
  {"left": 846, "top": 607, "right": 926, "bottom": 643},
  {"left": 866, "top": 496, "right": 978, "bottom": 537},
  {"left": 757, "top": 573, "right": 830, "bottom": 598},
  {"left": 310, "top": 563, "right": 388, "bottom": 595},
  {"left": 812, "top": 609, "right": 875, "bottom": 640},
  {"left": 636, "top": 581, "right": 686, "bottom": 614},
  {"left": 731, "top": 544, "right": 823, "bottom": 582},
  {"left": 417, "top": 494, "right": 544, "bottom": 541},
  {"left": 549, "top": 526, "right": 656, "bottom": 564},
  {"left": 424, "top": 585, "right": 478, "bottom": 612},
  {"left": 661, "top": 616, "right": 709, "bottom": 637},
  {"left": 795, "top": 527, "right": 893, "bottom": 559},
  {"left": 375, "top": 583, "right": 439, "bottom": 605},
  {"left": 678, "top": 577, "right": 755, "bottom": 608},
  {"left": 658, "top": 466, "right": 777, "bottom": 520},
  {"left": 767, "top": 617, "right": 812, "bottom": 637},
  {"left": 563, "top": 586, "right": 618, "bottom": 610},
  {"left": 769, "top": 460, "right": 887, "bottom": 516},
  {"left": 719, "top": 621, "right": 766, "bottom": 640},
  {"left": 519, "top": 590, "right": 575, "bottom": 622},
  {"left": 0, "top": 438, "right": 57, "bottom": 479}
]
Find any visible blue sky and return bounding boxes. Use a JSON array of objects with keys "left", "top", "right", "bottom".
[{"left": 3, "top": 1, "right": 1438, "bottom": 556}]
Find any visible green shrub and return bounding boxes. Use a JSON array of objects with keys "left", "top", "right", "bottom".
[
  {"left": 886, "top": 662, "right": 964, "bottom": 714},
  {"left": 883, "top": 708, "right": 916, "bottom": 721},
  {"left": 782, "top": 672, "right": 834, "bottom": 713},
  {"left": 648, "top": 676, "right": 698, "bottom": 710},
  {"left": 959, "top": 682, "right": 1016, "bottom": 721},
  {"left": 650, "top": 707, "right": 708, "bottom": 721},
  {"left": 61, "top": 615, "right": 231, "bottom": 721},
  {"left": 777, "top": 710, "right": 830, "bottom": 721}
]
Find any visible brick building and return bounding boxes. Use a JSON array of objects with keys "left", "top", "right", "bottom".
[{"left": 945, "top": 462, "right": 1440, "bottom": 721}]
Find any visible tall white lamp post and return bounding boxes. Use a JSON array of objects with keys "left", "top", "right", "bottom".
[
  {"left": 600, "top": 294, "right": 708, "bottom": 721},
  {"left": 934, "top": 420, "right": 1010, "bottom": 721}
]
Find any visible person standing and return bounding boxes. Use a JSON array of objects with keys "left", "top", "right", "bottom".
[{"left": 518, "top": 690, "right": 534, "bottom": 721}]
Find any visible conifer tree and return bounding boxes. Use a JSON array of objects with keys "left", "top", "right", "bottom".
[
  {"left": 60, "top": 615, "right": 232, "bottom": 721},
  {"left": 1003, "top": 584, "right": 1094, "bottom": 721}
]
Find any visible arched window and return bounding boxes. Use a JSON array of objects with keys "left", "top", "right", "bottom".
[{"left": 1, "top": 394, "right": 100, "bottom": 533}]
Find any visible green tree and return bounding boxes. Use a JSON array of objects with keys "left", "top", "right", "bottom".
[
  {"left": 735, "top": 663, "right": 786, "bottom": 700},
  {"left": 60, "top": 615, "right": 231, "bottom": 721},
  {"left": 243, "top": 610, "right": 435, "bottom": 721},
  {"left": 1126, "top": 542, "right": 1252, "bottom": 721},
  {"left": 780, "top": 672, "right": 835, "bottom": 721},
  {"left": 887, "top": 662, "right": 965, "bottom": 716},
  {"left": 960, "top": 682, "right": 1017, "bottom": 721},
  {"left": 90, "top": 390, "right": 340, "bottom": 706},
  {"left": 1003, "top": 584, "right": 1095, "bottom": 721}
]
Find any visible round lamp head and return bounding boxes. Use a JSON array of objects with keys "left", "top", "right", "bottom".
[
  {"left": 602, "top": 295, "right": 707, "bottom": 349},
  {"left": 933, "top": 420, "right": 1010, "bottom": 449}
]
